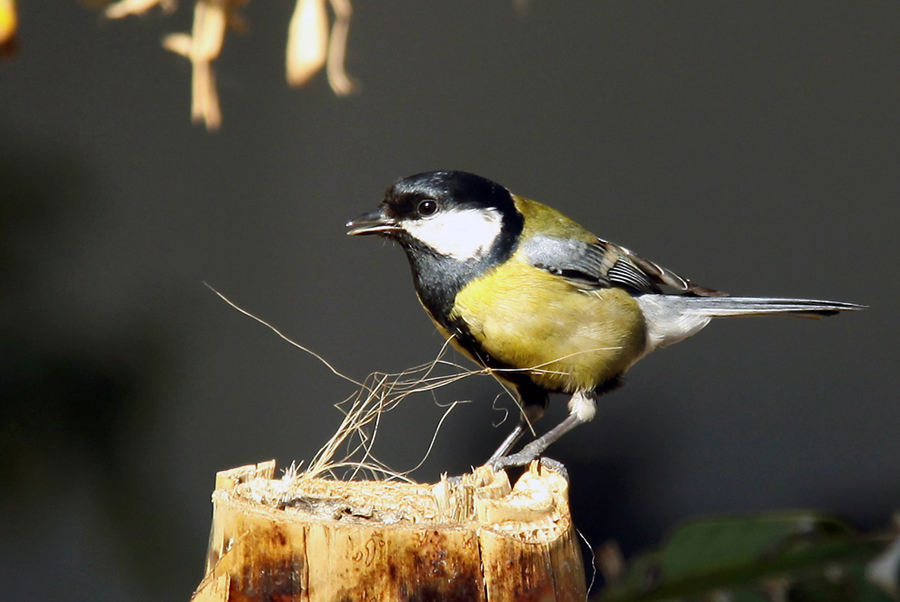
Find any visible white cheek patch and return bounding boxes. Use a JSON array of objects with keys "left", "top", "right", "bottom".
[{"left": 402, "top": 207, "right": 503, "bottom": 261}]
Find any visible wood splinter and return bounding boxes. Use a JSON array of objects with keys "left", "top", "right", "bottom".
[{"left": 191, "top": 460, "right": 586, "bottom": 601}]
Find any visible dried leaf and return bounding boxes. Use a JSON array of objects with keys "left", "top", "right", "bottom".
[
  {"left": 325, "top": 0, "right": 354, "bottom": 95},
  {"left": 191, "top": 59, "right": 221, "bottom": 130},
  {"left": 286, "top": 0, "right": 328, "bottom": 87},
  {"left": 104, "top": 0, "right": 177, "bottom": 19},
  {"left": 162, "top": 32, "right": 193, "bottom": 57},
  {"left": 190, "top": 0, "right": 227, "bottom": 61},
  {"left": 0, "top": 0, "right": 18, "bottom": 57}
]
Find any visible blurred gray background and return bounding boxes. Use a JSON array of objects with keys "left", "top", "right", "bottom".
[{"left": 2, "top": 2, "right": 899, "bottom": 600}]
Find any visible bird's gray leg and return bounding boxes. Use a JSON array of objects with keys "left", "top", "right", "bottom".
[
  {"left": 486, "top": 395, "right": 547, "bottom": 463},
  {"left": 487, "top": 420, "right": 528, "bottom": 463},
  {"left": 490, "top": 390, "right": 597, "bottom": 470}
]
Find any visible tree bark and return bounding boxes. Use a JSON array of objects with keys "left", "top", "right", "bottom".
[{"left": 191, "top": 460, "right": 586, "bottom": 601}]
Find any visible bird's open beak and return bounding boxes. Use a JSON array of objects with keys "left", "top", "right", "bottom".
[{"left": 346, "top": 208, "right": 399, "bottom": 236}]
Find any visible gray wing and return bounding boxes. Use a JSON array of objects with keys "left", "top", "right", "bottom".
[{"left": 521, "top": 235, "right": 723, "bottom": 297}]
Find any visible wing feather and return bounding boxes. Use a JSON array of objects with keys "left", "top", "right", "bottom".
[{"left": 521, "top": 235, "right": 723, "bottom": 297}]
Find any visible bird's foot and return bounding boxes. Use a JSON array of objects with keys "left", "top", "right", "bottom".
[
  {"left": 488, "top": 446, "right": 568, "bottom": 481},
  {"left": 535, "top": 457, "right": 569, "bottom": 481},
  {"left": 488, "top": 448, "right": 539, "bottom": 471}
]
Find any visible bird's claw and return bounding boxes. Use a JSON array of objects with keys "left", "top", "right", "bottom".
[
  {"left": 488, "top": 445, "right": 569, "bottom": 482},
  {"left": 537, "top": 457, "right": 569, "bottom": 481},
  {"left": 488, "top": 446, "right": 540, "bottom": 472}
]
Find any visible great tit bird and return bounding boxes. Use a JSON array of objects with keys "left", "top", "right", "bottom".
[{"left": 347, "top": 171, "right": 863, "bottom": 469}]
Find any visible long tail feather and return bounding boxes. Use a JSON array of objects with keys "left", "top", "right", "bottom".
[
  {"left": 675, "top": 296, "right": 865, "bottom": 318},
  {"left": 637, "top": 294, "right": 864, "bottom": 351}
]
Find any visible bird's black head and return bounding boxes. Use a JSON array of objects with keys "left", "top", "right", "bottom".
[
  {"left": 347, "top": 171, "right": 523, "bottom": 263},
  {"left": 347, "top": 171, "right": 525, "bottom": 326}
]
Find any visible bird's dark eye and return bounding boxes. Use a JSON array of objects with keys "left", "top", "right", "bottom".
[{"left": 417, "top": 199, "right": 438, "bottom": 217}]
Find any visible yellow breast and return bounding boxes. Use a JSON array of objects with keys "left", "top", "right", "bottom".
[{"left": 449, "top": 253, "right": 647, "bottom": 393}]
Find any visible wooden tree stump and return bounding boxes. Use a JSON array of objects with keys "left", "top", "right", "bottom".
[{"left": 191, "top": 460, "right": 586, "bottom": 602}]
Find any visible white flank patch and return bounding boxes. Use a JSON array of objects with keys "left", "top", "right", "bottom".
[
  {"left": 568, "top": 390, "right": 597, "bottom": 422},
  {"left": 637, "top": 294, "right": 712, "bottom": 352},
  {"left": 402, "top": 207, "right": 503, "bottom": 261}
]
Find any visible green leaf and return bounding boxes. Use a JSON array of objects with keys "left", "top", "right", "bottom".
[{"left": 597, "top": 512, "right": 893, "bottom": 602}]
